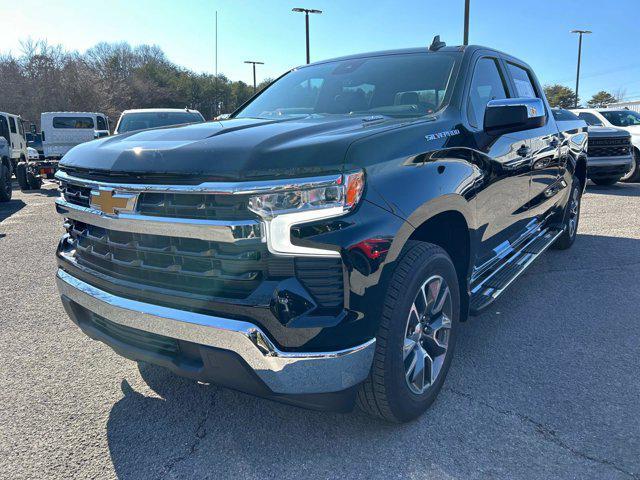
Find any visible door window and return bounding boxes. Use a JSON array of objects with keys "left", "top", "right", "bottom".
[
  {"left": 8, "top": 116, "right": 16, "bottom": 133},
  {"left": 577, "top": 112, "right": 604, "bottom": 126},
  {"left": 53, "top": 117, "right": 95, "bottom": 129},
  {"left": 0, "top": 116, "right": 9, "bottom": 142},
  {"left": 507, "top": 63, "right": 538, "bottom": 98},
  {"left": 467, "top": 58, "right": 509, "bottom": 128},
  {"left": 96, "top": 116, "right": 107, "bottom": 130}
]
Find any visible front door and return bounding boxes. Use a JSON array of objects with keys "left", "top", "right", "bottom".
[{"left": 465, "top": 56, "right": 532, "bottom": 270}]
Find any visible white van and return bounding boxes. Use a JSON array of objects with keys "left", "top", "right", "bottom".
[
  {"left": 41, "top": 112, "right": 110, "bottom": 159},
  {"left": 0, "top": 111, "right": 28, "bottom": 170}
]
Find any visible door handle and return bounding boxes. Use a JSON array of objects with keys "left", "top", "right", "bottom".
[{"left": 517, "top": 145, "right": 531, "bottom": 157}]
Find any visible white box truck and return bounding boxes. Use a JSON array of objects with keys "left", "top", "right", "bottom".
[
  {"left": 15, "top": 111, "right": 110, "bottom": 191},
  {"left": 41, "top": 111, "right": 110, "bottom": 159}
]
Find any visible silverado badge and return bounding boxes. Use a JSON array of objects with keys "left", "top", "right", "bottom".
[{"left": 90, "top": 189, "right": 137, "bottom": 215}]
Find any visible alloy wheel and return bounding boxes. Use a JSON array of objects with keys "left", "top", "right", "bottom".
[
  {"left": 403, "top": 275, "right": 453, "bottom": 395},
  {"left": 568, "top": 186, "right": 580, "bottom": 238}
]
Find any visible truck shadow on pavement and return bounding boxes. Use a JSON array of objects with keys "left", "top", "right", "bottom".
[
  {"left": 104, "top": 232, "right": 640, "bottom": 480},
  {"left": 585, "top": 182, "right": 640, "bottom": 196},
  {"left": 0, "top": 198, "right": 25, "bottom": 224}
]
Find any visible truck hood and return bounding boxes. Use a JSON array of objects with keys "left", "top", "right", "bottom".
[
  {"left": 587, "top": 126, "right": 631, "bottom": 139},
  {"left": 60, "top": 116, "right": 409, "bottom": 181}
]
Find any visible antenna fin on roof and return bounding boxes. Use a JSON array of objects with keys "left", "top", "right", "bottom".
[{"left": 429, "top": 35, "right": 446, "bottom": 51}]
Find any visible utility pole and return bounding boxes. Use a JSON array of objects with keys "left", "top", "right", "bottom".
[
  {"left": 463, "top": 0, "right": 470, "bottom": 45},
  {"left": 571, "top": 29, "right": 592, "bottom": 108},
  {"left": 244, "top": 61, "right": 264, "bottom": 93},
  {"left": 292, "top": 8, "right": 322, "bottom": 64},
  {"left": 215, "top": 11, "right": 218, "bottom": 77}
]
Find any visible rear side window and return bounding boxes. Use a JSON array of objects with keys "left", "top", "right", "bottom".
[
  {"left": 96, "top": 116, "right": 107, "bottom": 130},
  {"left": 467, "top": 57, "right": 509, "bottom": 128},
  {"left": 53, "top": 117, "right": 95, "bottom": 129},
  {"left": 507, "top": 63, "right": 538, "bottom": 98},
  {"left": 8, "top": 116, "right": 16, "bottom": 133},
  {"left": 577, "top": 112, "right": 603, "bottom": 126}
]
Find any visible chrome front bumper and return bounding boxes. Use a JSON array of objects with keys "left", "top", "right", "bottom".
[
  {"left": 587, "top": 155, "right": 633, "bottom": 168},
  {"left": 56, "top": 269, "right": 375, "bottom": 395}
]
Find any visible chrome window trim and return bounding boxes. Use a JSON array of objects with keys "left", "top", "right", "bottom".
[
  {"left": 55, "top": 170, "right": 343, "bottom": 195},
  {"left": 55, "top": 198, "right": 262, "bottom": 243},
  {"left": 57, "top": 269, "right": 375, "bottom": 394}
]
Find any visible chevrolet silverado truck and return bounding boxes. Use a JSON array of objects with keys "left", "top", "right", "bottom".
[
  {"left": 54, "top": 39, "right": 588, "bottom": 422},
  {"left": 554, "top": 109, "right": 632, "bottom": 185},
  {"left": 572, "top": 108, "right": 640, "bottom": 183}
]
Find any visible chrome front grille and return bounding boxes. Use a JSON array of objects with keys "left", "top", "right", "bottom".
[
  {"left": 55, "top": 171, "right": 346, "bottom": 309},
  {"left": 66, "top": 220, "right": 266, "bottom": 298}
]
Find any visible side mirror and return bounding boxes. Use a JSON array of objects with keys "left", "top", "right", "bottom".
[{"left": 484, "top": 98, "right": 546, "bottom": 135}]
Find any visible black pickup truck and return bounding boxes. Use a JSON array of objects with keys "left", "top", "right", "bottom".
[{"left": 54, "top": 39, "right": 587, "bottom": 422}]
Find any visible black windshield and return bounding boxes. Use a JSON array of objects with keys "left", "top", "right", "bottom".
[{"left": 236, "top": 52, "right": 459, "bottom": 119}]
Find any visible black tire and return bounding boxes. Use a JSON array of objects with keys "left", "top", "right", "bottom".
[
  {"left": 552, "top": 176, "right": 581, "bottom": 250},
  {"left": 591, "top": 177, "right": 620, "bottom": 186},
  {"left": 357, "top": 241, "right": 460, "bottom": 423},
  {"left": 27, "top": 170, "right": 42, "bottom": 190},
  {"left": 621, "top": 148, "right": 640, "bottom": 183},
  {"left": 0, "top": 163, "right": 12, "bottom": 202},
  {"left": 16, "top": 162, "right": 30, "bottom": 190}
]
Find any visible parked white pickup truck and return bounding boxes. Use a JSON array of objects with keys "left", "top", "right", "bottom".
[
  {"left": 0, "top": 111, "right": 28, "bottom": 175},
  {"left": 571, "top": 108, "right": 640, "bottom": 182}
]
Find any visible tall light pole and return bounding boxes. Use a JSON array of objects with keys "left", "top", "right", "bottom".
[
  {"left": 244, "top": 60, "right": 264, "bottom": 93},
  {"left": 292, "top": 7, "right": 322, "bottom": 64},
  {"left": 571, "top": 29, "right": 592, "bottom": 108},
  {"left": 463, "top": 0, "right": 470, "bottom": 45}
]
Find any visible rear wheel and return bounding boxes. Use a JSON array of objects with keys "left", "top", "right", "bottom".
[
  {"left": 357, "top": 242, "right": 460, "bottom": 423},
  {"left": 553, "top": 176, "right": 581, "bottom": 250},
  {"left": 0, "top": 164, "right": 12, "bottom": 202},
  {"left": 621, "top": 148, "right": 640, "bottom": 183},
  {"left": 27, "top": 170, "right": 42, "bottom": 190},
  {"left": 592, "top": 177, "right": 620, "bottom": 186},
  {"left": 16, "top": 162, "right": 30, "bottom": 190}
]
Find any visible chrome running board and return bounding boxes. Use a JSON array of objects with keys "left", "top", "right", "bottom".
[{"left": 469, "top": 226, "right": 564, "bottom": 315}]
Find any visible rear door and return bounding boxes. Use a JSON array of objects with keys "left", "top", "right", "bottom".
[
  {"left": 465, "top": 55, "right": 533, "bottom": 270},
  {"left": 503, "top": 61, "right": 562, "bottom": 223}
]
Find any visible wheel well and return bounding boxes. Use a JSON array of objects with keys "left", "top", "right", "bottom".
[
  {"left": 408, "top": 211, "right": 471, "bottom": 320},
  {"left": 575, "top": 157, "right": 587, "bottom": 192}
]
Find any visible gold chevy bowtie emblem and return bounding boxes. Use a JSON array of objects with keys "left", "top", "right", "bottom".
[{"left": 90, "top": 189, "right": 137, "bottom": 215}]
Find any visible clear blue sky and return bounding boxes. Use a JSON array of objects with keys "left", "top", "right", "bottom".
[{"left": 2, "top": 0, "right": 640, "bottom": 101}]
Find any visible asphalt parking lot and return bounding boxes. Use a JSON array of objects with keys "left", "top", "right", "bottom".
[{"left": 0, "top": 181, "right": 638, "bottom": 480}]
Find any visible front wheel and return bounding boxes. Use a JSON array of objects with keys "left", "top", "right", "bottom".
[
  {"left": 621, "top": 148, "right": 640, "bottom": 183},
  {"left": 553, "top": 176, "right": 581, "bottom": 250},
  {"left": 0, "top": 163, "right": 12, "bottom": 202},
  {"left": 357, "top": 242, "right": 460, "bottom": 423},
  {"left": 27, "top": 170, "right": 42, "bottom": 190}
]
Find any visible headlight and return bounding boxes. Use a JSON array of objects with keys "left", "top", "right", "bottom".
[
  {"left": 248, "top": 171, "right": 365, "bottom": 257},
  {"left": 248, "top": 171, "right": 364, "bottom": 218}
]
